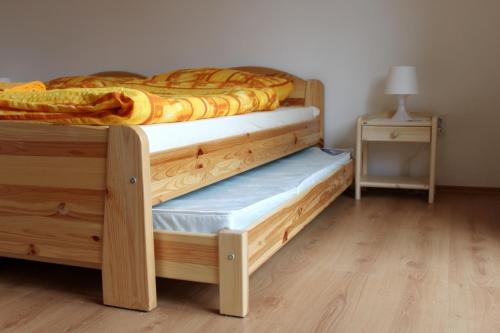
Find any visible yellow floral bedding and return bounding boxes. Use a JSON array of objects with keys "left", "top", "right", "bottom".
[{"left": 0, "top": 68, "right": 294, "bottom": 125}]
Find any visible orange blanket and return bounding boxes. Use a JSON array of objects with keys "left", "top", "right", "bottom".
[{"left": 0, "top": 69, "right": 293, "bottom": 125}]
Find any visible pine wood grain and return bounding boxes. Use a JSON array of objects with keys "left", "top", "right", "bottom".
[
  {"left": 0, "top": 185, "right": 104, "bottom": 223},
  {"left": 218, "top": 230, "right": 249, "bottom": 317},
  {"left": 248, "top": 160, "right": 353, "bottom": 273},
  {"left": 0, "top": 155, "right": 106, "bottom": 190},
  {"left": 0, "top": 140, "right": 107, "bottom": 158},
  {"left": 0, "top": 122, "right": 108, "bottom": 143},
  {"left": 150, "top": 120, "right": 321, "bottom": 204},
  {"left": 102, "top": 126, "right": 157, "bottom": 311},
  {"left": 154, "top": 231, "right": 218, "bottom": 284}
]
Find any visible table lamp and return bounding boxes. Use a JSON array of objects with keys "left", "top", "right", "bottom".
[{"left": 385, "top": 66, "right": 418, "bottom": 121}]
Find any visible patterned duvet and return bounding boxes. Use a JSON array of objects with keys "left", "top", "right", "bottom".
[{"left": 0, "top": 68, "right": 294, "bottom": 125}]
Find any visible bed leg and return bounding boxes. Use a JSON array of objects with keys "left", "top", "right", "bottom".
[
  {"left": 218, "top": 230, "right": 249, "bottom": 317},
  {"left": 102, "top": 126, "right": 157, "bottom": 311}
]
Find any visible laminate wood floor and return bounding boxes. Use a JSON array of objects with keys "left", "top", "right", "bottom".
[{"left": 1, "top": 191, "right": 500, "bottom": 333}]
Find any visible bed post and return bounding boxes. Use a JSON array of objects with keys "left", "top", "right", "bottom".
[
  {"left": 218, "top": 229, "right": 249, "bottom": 317},
  {"left": 102, "top": 125, "right": 157, "bottom": 311},
  {"left": 305, "top": 79, "right": 325, "bottom": 147}
]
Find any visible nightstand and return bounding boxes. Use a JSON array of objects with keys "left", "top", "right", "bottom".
[{"left": 355, "top": 111, "right": 438, "bottom": 203}]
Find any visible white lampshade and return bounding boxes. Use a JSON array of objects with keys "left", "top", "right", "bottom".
[{"left": 385, "top": 66, "right": 419, "bottom": 95}]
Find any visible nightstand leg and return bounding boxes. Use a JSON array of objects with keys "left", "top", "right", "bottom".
[
  {"left": 428, "top": 117, "right": 438, "bottom": 204},
  {"left": 355, "top": 118, "right": 362, "bottom": 200},
  {"left": 362, "top": 142, "right": 368, "bottom": 176}
]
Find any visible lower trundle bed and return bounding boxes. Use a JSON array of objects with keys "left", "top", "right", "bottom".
[{"left": 0, "top": 67, "right": 353, "bottom": 317}]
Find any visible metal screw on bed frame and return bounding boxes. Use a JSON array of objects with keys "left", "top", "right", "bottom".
[
  {"left": 130, "top": 177, "right": 137, "bottom": 184},
  {"left": 227, "top": 253, "right": 236, "bottom": 261}
]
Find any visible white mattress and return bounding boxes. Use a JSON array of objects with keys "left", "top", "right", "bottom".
[
  {"left": 140, "top": 106, "right": 320, "bottom": 153},
  {"left": 153, "top": 148, "right": 351, "bottom": 234}
]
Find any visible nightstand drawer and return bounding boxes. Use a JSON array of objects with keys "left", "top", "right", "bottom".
[{"left": 362, "top": 126, "right": 430, "bottom": 142}]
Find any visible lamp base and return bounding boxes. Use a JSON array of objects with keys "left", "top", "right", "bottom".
[{"left": 391, "top": 95, "right": 412, "bottom": 121}]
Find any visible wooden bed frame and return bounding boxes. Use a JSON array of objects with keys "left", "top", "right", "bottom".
[{"left": 0, "top": 67, "right": 353, "bottom": 317}]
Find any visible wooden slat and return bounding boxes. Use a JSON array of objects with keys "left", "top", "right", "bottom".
[
  {"left": 150, "top": 120, "right": 320, "bottom": 204},
  {"left": 0, "top": 141, "right": 107, "bottom": 158},
  {"left": 0, "top": 122, "right": 108, "bottom": 142},
  {"left": 0, "top": 185, "right": 104, "bottom": 224},
  {"left": 0, "top": 217, "right": 102, "bottom": 266},
  {"left": 154, "top": 231, "right": 218, "bottom": 284},
  {"left": 150, "top": 120, "right": 318, "bottom": 164},
  {"left": 218, "top": 230, "right": 249, "bottom": 317},
  {"left": 102, "top": 125, "right": 157, "bottom": 311},
  {"left": 0, "top": 155, "right": 106, "bottom": 190},
  {"left": 154, "top": 232, "right": 217, "bottom": 266},
  {"left": 248, "top": 160, "right": 354, "bottom": 274},
  {"left": 155, "top": 261, "right": 218, "bottom": 284}
]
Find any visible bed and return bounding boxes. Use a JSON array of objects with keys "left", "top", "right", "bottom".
[{"left": 0, "top": 67, "right": 353, "bottom": 317}]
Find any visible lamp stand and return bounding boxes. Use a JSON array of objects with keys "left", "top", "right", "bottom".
[{"left": 391, "top": 95, "right": 412, "bottom": 121}]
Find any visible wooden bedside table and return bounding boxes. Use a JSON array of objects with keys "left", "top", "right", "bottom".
[{"left": 355, "top": 111, "right": 438, "bottom": 203}]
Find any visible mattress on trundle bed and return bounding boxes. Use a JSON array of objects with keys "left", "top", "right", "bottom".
[{"left": 153, "top": 147, "right": 351, "bottom": 233}]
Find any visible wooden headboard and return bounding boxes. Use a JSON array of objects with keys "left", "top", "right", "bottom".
[{"left": 91, "top": 67, "right": 324, "bottom": 144}]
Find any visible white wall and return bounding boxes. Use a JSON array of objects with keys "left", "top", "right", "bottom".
[{"left": 1, "top": 0, "right": 499, "bottom": 186}]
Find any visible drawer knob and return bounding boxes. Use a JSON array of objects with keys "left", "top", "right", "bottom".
[{"left": 390, "top": 131, "right": 399, "bottom": 139}]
